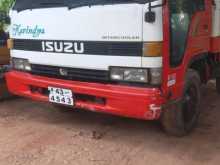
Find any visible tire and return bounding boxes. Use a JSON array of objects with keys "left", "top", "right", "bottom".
[
  {"left": 161, "top": 69, "right": 201, "bottom": 137},
  {"left": 216, "top": 77, "right": 220, "bottom": 94}
]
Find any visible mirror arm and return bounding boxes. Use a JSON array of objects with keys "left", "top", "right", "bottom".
[
  {"left": 150, "top": 0, "right": 167, "bottom": 9},
  {"left": 148, "top": 2, "right": 152, "bottom": 12}
]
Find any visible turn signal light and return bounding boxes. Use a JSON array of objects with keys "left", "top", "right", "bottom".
[
  {"left": 143, "top": 42, "right": 163, "bottom": 57},
  {"left": 7, "top": 39, "right": 14, "bottom": 49}
]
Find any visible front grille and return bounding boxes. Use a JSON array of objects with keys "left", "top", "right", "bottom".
[
  {"left": 13, "top": 39, "right": 143, "bottom": 56},
  {"left": 31, "top": 64, "right": 109, "bottom": 83}
]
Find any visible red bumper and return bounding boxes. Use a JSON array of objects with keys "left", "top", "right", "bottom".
[{"left": 6, "top": 71, "right": 165, "bottom": 120}]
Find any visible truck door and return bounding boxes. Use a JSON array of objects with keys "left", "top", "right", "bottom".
[{"left": 163, "top": 0, "right": 211, "bottom": 99}]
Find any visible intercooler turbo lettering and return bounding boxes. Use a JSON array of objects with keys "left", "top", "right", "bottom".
[{"left": 41, "top": 41, "right": 85, "bottom": 54}]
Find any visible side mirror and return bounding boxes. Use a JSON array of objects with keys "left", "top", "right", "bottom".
[
  {"left": 145, "top": 0, "right": 166, "bottom": 23},
  {"left": 145, "top": 11, "right": 156, "bottom": 23},
  {"left": 0, "top": 12, "right": 11, "bottom": 24}
]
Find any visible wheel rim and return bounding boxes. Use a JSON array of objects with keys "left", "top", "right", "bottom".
[{"left": 182, "top": 85, "right": 198, "bottom": 123}]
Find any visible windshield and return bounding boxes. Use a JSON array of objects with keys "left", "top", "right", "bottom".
[{"left": 13, "top": 0, "right": 158, "bottom": 12}]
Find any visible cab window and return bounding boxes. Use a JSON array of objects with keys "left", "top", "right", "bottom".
[{"left": 169, "top": 0, "right": 205, "bottom": 67}]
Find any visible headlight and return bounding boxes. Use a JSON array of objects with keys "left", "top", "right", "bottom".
[
  {"left": 150, "top": 68, "right": 162, "bottom": 85},
  {"left": 12, "top": 58, "right": 31, "bottom": 71},
  {"left": 110, "top": 67, "right": 149, "bottom": 83}
]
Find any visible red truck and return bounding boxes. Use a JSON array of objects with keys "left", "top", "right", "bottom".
[{"left": 5, "top": 0, "right": 220, "bottom": 136}]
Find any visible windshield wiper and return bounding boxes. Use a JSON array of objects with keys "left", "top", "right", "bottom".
[
  {"left": 39, "top": 0, "right": 67, "bottom": 7},
  {"left": 40, "top": 2, "right": 65, "bottom": 6},
  {"left": 16, "top": 1, "right": 66, "bottom": 12}
]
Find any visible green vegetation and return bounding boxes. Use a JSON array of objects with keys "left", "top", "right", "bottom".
[{"left": 0, "top": 0, "right": 14, "bottom": 30}]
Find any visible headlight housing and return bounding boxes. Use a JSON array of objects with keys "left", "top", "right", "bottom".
[
  {"left": 110, "top": 67, "right": 149, "bottom": 83},
  {"left": 110, "top": 67, "right": 162, "bottom": 85},
  {"left": 11, "top": 58, "right": 31, "bottom": 71}
]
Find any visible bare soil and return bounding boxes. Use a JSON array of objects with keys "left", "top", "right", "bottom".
[{"left": 0, "top": 81, "right": 219, "bottom": 165}]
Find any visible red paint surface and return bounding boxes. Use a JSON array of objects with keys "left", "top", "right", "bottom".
[
  {"left": 6, "top": 71, "right": 165, "bottom": 120},
  {"left": 162, "top": 0, "right": 218, "bottom": 101},
  {"left": 211, "top": 37, "right": 220, "bottom": 53}
]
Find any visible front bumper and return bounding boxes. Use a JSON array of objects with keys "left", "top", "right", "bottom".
[{"left": 6, "top": 71, "right": 165, "bottom": 120}]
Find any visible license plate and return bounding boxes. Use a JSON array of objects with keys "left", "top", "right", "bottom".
[{"left": 48, "top": 87, "right": 74, "bottom": 106}]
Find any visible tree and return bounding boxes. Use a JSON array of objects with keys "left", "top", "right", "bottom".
[{"left": 0, "top": 0, "right": 14, "bottom": 31}]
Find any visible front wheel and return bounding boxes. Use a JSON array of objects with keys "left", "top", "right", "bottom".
[{"left": 161, "top": 69, "right": 201, "bottom": 137}]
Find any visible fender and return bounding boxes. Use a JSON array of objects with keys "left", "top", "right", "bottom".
[{"left": 186, "top": 52, "right": 210, "bottom": 83}]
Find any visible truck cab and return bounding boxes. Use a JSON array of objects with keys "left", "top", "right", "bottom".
[{"left": 6, "top": 0, "right": 220, "bottom": 136}]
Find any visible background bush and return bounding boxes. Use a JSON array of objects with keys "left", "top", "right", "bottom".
[{"left": 0, "top": 0, "right": 14, "bottom": 31}]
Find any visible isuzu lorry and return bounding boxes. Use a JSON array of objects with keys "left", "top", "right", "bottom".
[{"left": 5, "top": 0, "right": 220, "bottom": 136}]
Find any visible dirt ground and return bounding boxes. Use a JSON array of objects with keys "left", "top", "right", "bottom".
[{"left": 0, "top": 81, "right": 219, "bottom": 165}]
